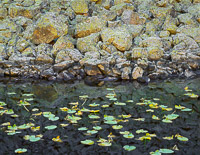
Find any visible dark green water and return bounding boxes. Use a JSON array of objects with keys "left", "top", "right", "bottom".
[{"left": 0, "top": 78, "right": 200, "bottom": 155}]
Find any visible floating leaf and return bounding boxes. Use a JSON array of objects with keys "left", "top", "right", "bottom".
[
  {"left": 88, "top": 114, "right": 100, "bottom": 119},
  {"left": 52, "top": 136, "right": 62, "bottom": 142},
  {"left": 79, "top": 95, "right": 88, "bottom": 99},
  {"left": 24, "top": 135, "right": 41, "bottom": 142},
  {"left": 5, "top": 109, "right": 14, "bottom": 115},
  {"left": 45, "top": 125, "right": 57, "bottom": 130},
  {"left": 80, "top": 108, "right": 90, "bottom": 112},
  {"left": 133, "top": 118, "right": 145, "bottom": 121},
  {"left": 165, "top": 114, "right": 179, "bottom": 120},
  {"left": 8, "top": 124, "right": 17, "bottom": 130},
  {"left": 162, "top": 119, "right": 172, "bottom": 123},
  {"left": 163, "top": 135, "right": 174, "bottom": 140},
  {"left": 126, "top": 100, "right": 133, "bottom": 103},
  {"left": 104, "top": 115, "right": 115, "bottom": 121},
  {"left": 159, "top": 149, "right": 174, "bottom": 154},
  {"left": 0, "top": 101, "right": 6, "bottom": 106},
  {"left": 181, "top": 108, "right": 192, "bottom": 112},
  {"left": 60, "top": 107, "right": 69, "bottom": 111},
  {"left": 1, "top": 122, "right": 10, "bottom": 126},
  {"left": 106, "top": 88, "right": 114, "bottom": 91},
  {"left": 150, "top": 150, "right": 161, "bottom": 155},
  {"left": 67, "top": 109, "right": 76, "bottom": 114},
  {"left": 120, "top": 131, "right": 130, "bottom": 135},
  {"left": 175, "top": 105, "right": 185, "bottom": 110},
  {"left": 114, "top": 102, "right": 126, "bottom": 106},
  {"left": 152, "top": 115, "right": 160, "bottom": 120},
  {"left": 98, "top": 142, "right": 112, "bottom": 146},
  {"left": 136, "top": 129, "right": 148, "bottom": 134},
  {"left": 87, "top": 130, "right": 98, "bottom": 134},
  {"left": 31, "top": 126, "right": 40, "bottom": 132},
  {"left": 104, "top": 120, "right": 117, "bottom": 125},
  {"left": 15, "top": 148, "right": 27, "bottom": 153},
  {"left": 69, "top": 102, "right": 79, "bottom": 105},
  {"left": 121, "top": 114, "right": 131, "bottom": 119},
  {"left": 49, "top": 116, "right": 59, "bottom": 121},
  {"left": 112, "top": 125, "right": 123, "bottom": 130},
  {"left": 184, "top": 93, "right": 198, "bottom": 98},
  {"left": 60, "top": 124, "right": 69, "bottom": 127},
  {"left": 81, "top": 139, "right": 94, "bottom": 145},
  {"left": 123, "top": 133, "right": 134, "bottom": 139},
  {"left": 101, "top": 105, "right": 109, "bottom": 108},
  {"left": 90, "top": 110, "right": 100, "bottom": 113},
  {"left": 146, "top": 109, "right": 154, "bottom": 112},
  {"left": 22, "top": 93, "right": 34, "bottom": 97},
  {"left": 89, "top": 103, "right": 99, "bottom": 107},
  {"left": 123, "top": 145, "right": 136, "bottom": 151},
  {"left": 93, "top": 126, "right": 102, "bottom": 130},
  {"left": 136, "top": 102, "right": 147, "bottom": 106},
  {"left": 78, "top": 127, "right": 88, "bottom": 131},
  {"left": 7, "top": 92, "right": 16, "bottom": 95},
  {"left": 175, "top": 134, "right": 188, "bottom": 141}
]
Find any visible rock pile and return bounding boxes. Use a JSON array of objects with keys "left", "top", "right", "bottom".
[{"left": 0, "top": 0, "right": 200, "bottom": 82}]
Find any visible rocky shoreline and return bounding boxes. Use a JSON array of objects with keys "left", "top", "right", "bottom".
[{"left": 0, "top": 0, "right": 200, "bottom": 83}]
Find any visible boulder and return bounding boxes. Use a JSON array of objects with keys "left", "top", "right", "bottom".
[
  {"left": 121, "top": 10, "right": 146, "bottom": 25},
  {"left": 132, "top": 67, "right": 144, "bottom": 79},
  {"left": 121, "top": 67, "right": 131, "bottom": 79},
  {"left": 36, "top": 44, "right": 53, "bottom": 64},
  {"left": 101, "top": 27, "right": 133, "bottom": 51},
  {"left": 16, "top": 37, "right": 30, "bottom": 52},
  {"left": 32, "top": 12, "right": 68, "bottom": 44},
  {"left": 71, "top": 0, "right": 88, "bottom": 14},
  {"left": 75, "top": 16, "right": 106, "bottom": 38},
  {"left": 77, "top": 33, "right": 100, "bottom": 53},
  {"left": 147, "top": 47, "right": 164, "bottom": 61},
  {"left": 0, "top": 8, "right": 8, "bottom": 19},
  {"left": 52, "top": 36, "right": 74, "bottom": 55}
]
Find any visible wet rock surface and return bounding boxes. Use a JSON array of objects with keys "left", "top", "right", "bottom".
[{"left": 0, "top": 0, "right": 200, "bottom": 82}]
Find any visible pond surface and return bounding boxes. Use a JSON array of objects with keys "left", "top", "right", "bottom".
[{"left": 0, "top": 78, "right": 200, "bottom": 155}]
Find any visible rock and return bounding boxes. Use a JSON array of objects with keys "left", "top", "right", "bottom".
[
  {"left": 52, "top": 36, "right": 74, "bottom": 55},
  {"left": 53, "top": 60, "right": 74, "bottom": 73},
  {"left": 171, "top": 50, "right": 187, "bottom": 62},
  {"left": 41, "top": 68, "right": 55, "bottom": 78},
  {"left": 162, "top": 15, "right": 178, "bottom": 34},
  {"left": 131, "top": 47, "right": 148, "bottom": 59},
  {"left": 159, "top": 31, "right": 170, "bottom": 38},
  {"left": 32, "top": 12, "right": 68, "bottom": 44},
  {"left": 36, "top": 44, "right": 53, "bottom": 64},
  {"left": 121, "top": 66, "right": 131, "bottom": 80},
  {"left": 85, "top": 51, "right": 101, "bottom": 59},
  {"left": 0, "top": 68, "right": 4, "bottom": 77},
  {"left": 102, "top": 0, "right": 112, "bottom": 9},
  {"left": 126, "top": 25, "right": 144, "bottom": 38},
  {"left": 156, "top": 0, "right": 167, "bottom": 7},
  {"left": 150, "top": 6, "right": 173, "bottom": 19},
  {"left": 110, "top": 3, "right": 127, "bottom": 16},
  {"left": 8, "top": 4, "right": 40, "bottom": 19},
  {"left": 55, "top": 49, "right": 83, "bottom": 63},
  {"left": 147, "top": 47, "right": 164, "bottom": 60},
  {"left": 173, "top": 33, "right": 199, "bottom": 50},
  {"left": 71, "top": 0, "right": 88, "bottom": 14},
  {"left": 77, "top": 33, "right": 100, "bottom": 53},
  {"left": 122, "top": 10, "right": 146, "bottom": 25},
  {"left": 193, "top": 0, "right": 200, "bottom": 3},
  {"left": 114, "top": 0, "right": 133, "bottom": 5},
  {"left": 178, "top": 13, "right": 197, "bottom": 26},
  {"left": 75, "top": 16, "right": 106, "bottom": 38},
  {"left": 0, "top": 8, "right": 8, "bottom": 19},
  {"left": 185, "top": 69, "right": 196, "bottom": 78},
  {"left": 101, "top": 27, "right": 133, "bottom": 52},
  {"left": 16, "top": 37, "right": 30, "bottom": 52},
  {"left": 132, "top": 67, "right": 144, "bottom": 79},
  {"left": 140, "top": 37, "right": 163, "bottom": 48}
]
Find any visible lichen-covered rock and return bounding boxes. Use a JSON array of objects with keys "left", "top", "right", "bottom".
[
  {"left": 36, "top": 43, "right": 53, "bottom": 64},
  {"left": 131, "top": 47, "right": 148, "bottom": 59},
  {"left": 0, "top": 8, "right": 8, "bottom": 19},
  {"left": 71, "top": 0, "right": 88, "bottom": 14},
  {"left": 147, "top": 47, "right": 164, "bottom": 60},
  {"left": 32, "top": 12, "right": 68, "bottom": 44},
  {"left": 162, "top": 15, "right": 178, "bottom": 34},
  {"left": 77, "top": 33, "right": 100, "bottom": 53},
  {"left": 114, "top": 0, "right": 133, "bottom": 5},
  {"left": 150, "top": 6, "right": 173, "bottom": 19},
  {"left": 140, "top": 37, "right": 163, "bottom": 48},
  {"left": 8, "top": 4, "right": 40, "bottom": 19},
  {"left": 121, "top": 66, "right": 131, "bottom": 79},
  {"left": 75, "top": 16, "right": 106, "bottom": 38},
  {"left": 159, "top": 31, "right": 170, "bottom": 38},
  {"left": 110, "top": 3, "right": 127, "bottom": 16},
  {"left": 173, "top": 33, "right": 199, "bottom": 50},
  {"left": 101, "top": 27, "right": 133, "bottom": 51},
  {"left": 121, "top": 10, "right": 146, "bottom": 25},
  {"left": 16, "top": 37, "right": 30, "bottom": 52},
  {"left": 132, "top": 67, "right": 144, "bottom": 79},
  {"left": 52, "top": 36, "right": 74, "bottom": 55},
  {"left": 55, "top": 49, "right": 83, "bottom": 63},
  {"left": 178, "top": 13, "right": 198, "bottom": 26}
]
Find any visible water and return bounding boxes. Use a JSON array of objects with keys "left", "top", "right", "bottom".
[{"left": 0, "top": 78, "right": 200, "bottom": 155}]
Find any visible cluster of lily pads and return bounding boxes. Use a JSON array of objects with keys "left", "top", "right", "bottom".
[{"left": 0, "top": 86, "right": 198, "bottom": 154}]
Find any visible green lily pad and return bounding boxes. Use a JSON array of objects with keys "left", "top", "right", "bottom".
[
  {"left": 112, "top": 125, "right": 123, "bottom": 130},
  {"left": 136, "top": 129, "right": 148, "bottom": 134},
  {"left": 80, "top": 108, "right": 90, "bottom": 112},
  {"left": 79, "top": 95, "right": 89, "bottom": 99},
  {"left": 5, "top": 109, "right": 14, "bottom": 115},
  {"left": 123, "top": 133, "right": 134, "bottom": 139},
  {"left": 88, "top": 115, "right": 100, "bottom": 119},
  {"left": 7, "top": 92, "right": 16, "bottom": 95},
  {"left": 22, "top": 94, "right": 34, "bottom": 97},
  {"left": 120, "top": 131, "right": 130, "bottom": 135},
  {"left": 45, "top": 125, "right": 57, "bottom": 130},
  {"left": 159, "top": 149, "right": 174, "bottom": 154},
  {"left": 93, "top": 126, "right": 102, "bottom": 130},
  {"left": 89, "top": 103, "right": 99, "bottom": 107},
  {"left": 67, "top": 109, "right": 76, "bottom": 114},
  {"left": 123, "top": 145, "right": 136, "bottom": 151},
  {"left": 104, "top": 120, "right": 117, "bottom": 125},
  {"left": 29, "top": 135, "right": 41, "bottom": 142},
  {"left": 181, "top": 108, "right": 192, "bottom": 112},
  {"left": 104, "top": 115, "right": 115, "bottom": 121},
  {"left": 114, "top": 102, "right": 126, "bottom": 106},
  {"left": 98, "top": 142, "right": 112, "bottom": 146},
  {"left": 162, "top": 119, "right": 172, "bottom": 123},
  {"left": 0, "top": 101, "right": 6, "bottom": 106},
  {"left": 87, "top": 130, "right": 98, "bottom": 134},
  {"left": 106, "top": 88, "right": 114, "bottom": 91},
  {"left": 15, "top": 148, "right": 27, "bottom": 153},
  {"left": 101, "top": 105, "right": 109, "bottom": 108},
  {"left": 49, "top": 116, "right": 59, "bottom": 121},
  {"left": 78, "top": 127, "right": 88, "bottom": 131},
  {"left": 81, "top": 139, "right": 94, "bottom": 145},
  {"left": 8, "top": 124, "right": 17, "bottom": 130}
]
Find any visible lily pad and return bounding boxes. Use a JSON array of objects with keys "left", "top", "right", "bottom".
[
  {"left": 123, "top": 133, "right": 134, "bottom": 139},
  {"left": 78, "top": 127, "right": 88, "bottom": 131},
  {"left": 114, "top": 102, "right": 126, "bottom": 106},
  {"left": 136, "top": 129, "right": 148, "bottom": 134},
  {"left": 98, "top": 142, "right": 112, "bottom": 146},
  {"left": 45, "top": 125, "right": 57, "bottom": 130},
  {"left": 112, "top": 125, "right": 123, "bottom": 130},
  {"left": 15, "top": 148, "right": 27, "bottom": 153},
  {"left": 123, "top": 145, "right": 136, "bottom": 151},
  {"left": 88, "top": 114, "right": 100, "bottom": 119},
  {"left": 159, "top": 149, "right": 174, "bottom": 154},
  {"left": 81, "top": 139, "right": 94, "bottom": 145},
  {"left": 87, "top": 130, "right": 98, "bottom": 134},
  {"left": 93, "top": 126, "right": 102, "bottom": 130}
]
